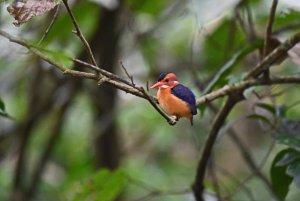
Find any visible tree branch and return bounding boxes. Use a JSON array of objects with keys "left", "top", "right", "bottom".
[
  {"left": 192, "top": 95, "right": 242, "bottom": 201},
  {"left": 0, "top": 30, "right": 177, "bottom": 125},
  {"left": 206, "top": 103, "right": 278, "bottom": 200},
  {"left": 197, "top": 75, "right": 300, "bottom": 105},
  {"left": 2, "top": 30, "right": 300, "bottom": 128},
  {"left": 261, "top": 0, "right": 278, "bottom": 79},
  {"left": 263, "top": 0, "right": 278, "bottom": 58},
  {"left": 62, "top": 0, "right": 97, "bottom": 67},
  {"left": 191, "top": 28, "right": 300, "bottom": 201},
  {"left": 245, "top": 30, "right": 300, "bottom": 79}
]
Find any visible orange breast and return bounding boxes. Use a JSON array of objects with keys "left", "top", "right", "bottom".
[{"left": 157, "top": 88, "right": 192, "bottom": 119}]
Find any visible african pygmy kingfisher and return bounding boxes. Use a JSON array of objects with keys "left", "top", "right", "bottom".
[{"left": 150, "top": 72, "right": 197, "bottom": 125}]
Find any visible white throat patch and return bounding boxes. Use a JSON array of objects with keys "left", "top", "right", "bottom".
[{"left": 159, "top": 85, "right": 169, "bottom": 89}]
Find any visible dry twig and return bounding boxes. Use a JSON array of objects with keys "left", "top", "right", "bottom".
[
  {"left": 61, "top": 0, "right": 97, "bottom": 67},
  {"left": 38, "top": 5, "right": 60, "bottom": 45}
]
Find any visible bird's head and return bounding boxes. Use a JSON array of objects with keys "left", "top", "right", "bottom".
[{"left": 150, "top": 72, "right": 179, "bottom": 89}]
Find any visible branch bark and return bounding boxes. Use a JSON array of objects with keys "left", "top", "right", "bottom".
[
  {"left": 263, "top": 0, "right": 278, "bottom": 58},
  {"left": 262, "top": 0, "right": 278, "bottom": 78},
  {"left": 245, "top": 30, "right": 300, "bottom": 79},
  {"left": 1, "top": 18, "right": 300, "bottom": 201},
  {"left": 206, "top": 103, "right": 278, "bottom": 200},
  {"left": 2, "top": 30, "right": 300, "bottom": 127},
  {"left": 192, "top": 94, "right": 242, "bottom": 201},
  {"left": 191, "top": 28, "right": 300, "bottom": 201},
  {"left": 62, "top": 0, "right": 97, "bottom": 67}
]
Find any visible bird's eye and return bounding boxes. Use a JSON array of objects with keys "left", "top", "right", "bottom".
[{"left": 165, "top": 79, "right": 169, "bottom": 82}]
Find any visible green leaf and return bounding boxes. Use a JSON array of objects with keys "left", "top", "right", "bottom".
[
  {"left": 26, "top": 42, "right": 73, "bottom": 68},
  {"left": 0, "top": 99, "right": 5, "bottom": 112},
  {"left": 0, "top": 99, "right": 11, "bottom": 118},
  {"left": 32, "top": 45, "right": 73, "bottom": 67},
  {"left": 273, "top": 10, "right": 300, "bottom": 32},
  {"left": 276, "top": 135, "right": 300, "bottom": 150},
  {"left": 202, "top": 19, "right": 246, "bottom": 74},
  {"left": 270, "top": 149, "right": 294, "bottom": 200},
  {"left": 202, "top": 39, "right": 263, "bottom": 95},
  {"left": 41, "top": 1, "right": 99, "bottom": 47},
  {"left": 255, "top": 102, "right": 276, "bottom": 115},
  {"left": 0, "top": 111, "right": 9, "bottom": 118},
  {"left": 73, "top": 169, "right": 111, "bottom": 201},
  {"left": 95, "top": 169, "right": 126, "bottom": 201},
  {"left": 277, "top": 151, "right": 300, "bottom": 166},
  {"left": 271, "top": 148, "right": 300, "bottom": 199},
  {"left": 247, "top": 114, "right": 274, "bottom": 127},
  {"left": 287, "top": 161, "right": 300, "bottom": 188},
  {"left": 274, "top": 118, "right": 300, "bottom": 149},
  {"left": 73, "top": 169, "right": 127, "bottom": 201}
]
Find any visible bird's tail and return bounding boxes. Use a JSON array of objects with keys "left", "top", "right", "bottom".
[{"left": 190, "top": 116, "right": 194, "bottom": 126}]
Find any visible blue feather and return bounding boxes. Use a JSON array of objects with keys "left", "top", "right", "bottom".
[
  {"left": 157, "top": 72, "right": 170, "bottom": 81},
  {"left": 171, "top": 84, "right": 197, "bottom": 115}
]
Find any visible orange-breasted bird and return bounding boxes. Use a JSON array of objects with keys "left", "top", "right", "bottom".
[{"left": 151, "top": 72, "right": 197, "bottom": 125}]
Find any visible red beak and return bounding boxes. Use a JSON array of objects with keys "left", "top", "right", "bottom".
[{"left": 150, "top": 81, "right": 164, "bottom": 89}]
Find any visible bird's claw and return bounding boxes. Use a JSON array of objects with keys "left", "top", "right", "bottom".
[{"left": 168, "top": 116, "right": 178, "bottom": 126}]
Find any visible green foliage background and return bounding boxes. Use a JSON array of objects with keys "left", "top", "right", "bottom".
[{"left": 1, "top": 0, "right": 300, "bottom": 201}]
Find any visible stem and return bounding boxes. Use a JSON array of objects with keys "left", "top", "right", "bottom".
[{"left": 192, "top": 95, "right": 241, "bottom": 200}]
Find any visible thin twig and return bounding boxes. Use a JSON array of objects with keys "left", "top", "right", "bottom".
[
  {"left": 262, "top": 0, "right": 278, "bottom": 79},
  {"left": 197, "top": 76, "right": 300, "bottom": 105},
  {"left": 38, "top": 5, "right": 60, "bottom": 45},
  {"left": 3, "top": 30, "right": 300, "bottom": 106},
  {"left": 139, "top": 87, "right": 176, "bottom": 125},
  {"left": 2, "top": 30, "right": 300, "bottom": 127},
  {"left": 245, "top": 1, "right": 257, "bottom": 41},
  {"left": 263, "top": 0, "right": 278, "bottom": 58},
  {"left": 235, "top": 8, "right": 247, "bottom": 37},
  {"left": 74, "top": 59, "right": 136, "bottom": 87},
  {"left": 235, "top": 2, "right": 257, "bottom": 42},
  {"left": 245, "top": 31, "right": 300, "bottom": 79},
  {"left": 120, "top": 61, "right": 135, "bottom": 86},
  {"left": 62, "top": 0, "right": 97, "bottom": 67}
]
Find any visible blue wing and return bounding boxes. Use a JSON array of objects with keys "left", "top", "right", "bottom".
[{"left": 171, "top": 84, "right": 197, "bottom": 115}]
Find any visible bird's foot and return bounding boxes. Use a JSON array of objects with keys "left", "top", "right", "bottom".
[{"left": 168, "top": 115, "right": 178, "bottom": 126}]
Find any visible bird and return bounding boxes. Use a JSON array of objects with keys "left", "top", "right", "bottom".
[{"left": 150, "top": 72, "right": 197, "bottom": 125}]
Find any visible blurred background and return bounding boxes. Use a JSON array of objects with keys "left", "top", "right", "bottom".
[{"left": 1, "top": 0, "right": 300, "bottom": 200}]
